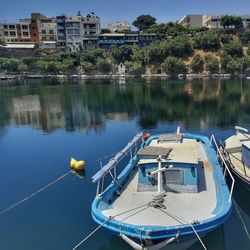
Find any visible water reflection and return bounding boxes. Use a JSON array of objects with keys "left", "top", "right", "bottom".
[{"left": 0, "top": 78, "right": 250, "bottom": 133}]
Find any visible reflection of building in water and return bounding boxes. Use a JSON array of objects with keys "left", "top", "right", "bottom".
[
  {"left": 42, "top": 94, "right": 65, "bottom": 131},
  {"left": 106, "top": 112, "right": 130, "bottom": 121},
  {"left": 12, "top": 95, "right": 41, "bottom": 128},
  {"left": 70, "top": 98, "right": 106, "bottom": 132}
]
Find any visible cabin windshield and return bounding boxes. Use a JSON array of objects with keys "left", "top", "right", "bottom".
[{"left": 138, "top": 162, "right": 198, "bottom": 193}]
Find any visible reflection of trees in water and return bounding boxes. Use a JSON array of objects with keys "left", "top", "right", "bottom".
[{"left": 0, "top": 79, "right": 249, "bottom": 131}]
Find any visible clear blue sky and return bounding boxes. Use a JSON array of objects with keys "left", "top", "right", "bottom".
[{"left": 1, "top": 0, "right": 250, "bottom": 27}]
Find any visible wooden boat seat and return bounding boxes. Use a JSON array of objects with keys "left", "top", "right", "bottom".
[{"left": 137, "top": 146, "right": 172, "bottom": 159}]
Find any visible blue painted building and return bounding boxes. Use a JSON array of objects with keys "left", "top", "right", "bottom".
[
  {"left": 56, "top": 15, "right": 67, "bottom": 50},
  {"left": 99, "top": 31, "right": 157, "bottom": 48}
]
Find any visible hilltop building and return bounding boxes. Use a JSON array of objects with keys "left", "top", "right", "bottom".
[
  {"left": 203, "top": 15, "right": 250, "bottom": 29},
  {"left": 65, "top": 11, "right": 84, "bottom": 51},
  {"left": 179, "top": 14, "right": 250, "bottom": 29},
  {"left": 99, "top": 31, "right": 156, "bottom": 48},
  {"left": 82, "top": 12, "right": 100, "bottom": 50},
  {"left": 56, "top": 15, "right": 67, "bottom": 50},
  {"left": 178, "top": 15, "right": 203, "bottom": 28},
  {"left": 107, "top": 21, "right": 131, "bottom": 33},
  {"left": 0, "top": 20, "right": 32, "bottom": 44}
]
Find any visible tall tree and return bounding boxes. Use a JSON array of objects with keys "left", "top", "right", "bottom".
[{"left": 133, "top": 15, "right": 156, "bottom": 31}]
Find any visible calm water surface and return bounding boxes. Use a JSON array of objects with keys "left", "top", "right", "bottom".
[{"left": 0, "top": 78, "right": 249, "bottom": 250}]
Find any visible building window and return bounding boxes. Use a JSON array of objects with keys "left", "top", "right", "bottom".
[
  {"left": 3, "top": 25, "right": 8, "bottom": 29},
  {"left": 22, "top": 25, "right": 28, "bottom": 30},
  {"left": 9, "top": 31, "right": 16, "bottom": 36},
  {"left": 22, "top": 31, "right": 29, "bottom": 37},
  {"left": 49, "top": 30, "right": 54, "bottom": 34},
  {"left": 49, "top": 36, "right": 54, "bottom": 40},
  {"left": 42, "top": 30, "right": 46, "bottom": 34},
  {"left": 4, "top": 31, "right": 8, "bottom": 36},
  {"left": 9, "top": 25, "right": 15, "bottom": 30}
]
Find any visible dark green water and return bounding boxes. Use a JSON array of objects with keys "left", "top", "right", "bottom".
[{"left": 0, "top": 78, "right": 249, "bottom": 250}]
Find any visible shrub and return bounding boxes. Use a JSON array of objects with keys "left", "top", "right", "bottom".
[
  {"left": 191, "top": 54, "right": 204, "bottom": 73},
  {"left": 205, "top": 55, "right": 220, "bottom": 73},
  {"left": 161, "top": 56, "right": 186, "bottom": 74},
  {"left": 193, "top": 32, "right": 220, "bottom": 51}
]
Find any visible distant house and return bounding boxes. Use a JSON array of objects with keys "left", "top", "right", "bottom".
[
  {"left": 178, "top": 15, "right": 203, "bottom": 28},
  {"left": 118, "top": 62, "right": 126, "bottom": 75}
]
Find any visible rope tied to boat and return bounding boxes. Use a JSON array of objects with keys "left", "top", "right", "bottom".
[
  {"left": 0, "top": 150, "right": 119, "bottom": 216},
  {"left": 233, "top": 199, "right": 250, "bottom": 241},
  {"left": 72, "top": 202, "right": 150, "bottom": 250},
  {"left": 155, "top": 207, "right": 207, "bottom": 250}
]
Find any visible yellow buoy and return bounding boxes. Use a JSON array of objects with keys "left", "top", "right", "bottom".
[
  {"left": 70, "top": 158, "right": 77, "bottom": 168},
  {"left": 70, "top": 157, "right": 85, "bottom": 170},
  {"left": 74, "top": 160, "right": 85, "bottom": 170}
]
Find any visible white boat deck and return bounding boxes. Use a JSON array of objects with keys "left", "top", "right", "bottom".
[
  {"left": 225, "top": 133, "right": 250, "bottom": 177},
  {"left": 102, "top": 138, "right": 217, "bottom": 227}
]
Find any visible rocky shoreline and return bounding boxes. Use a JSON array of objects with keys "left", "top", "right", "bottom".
[{"left": 0, "top": 73, "right": 250, "bottom": 81}]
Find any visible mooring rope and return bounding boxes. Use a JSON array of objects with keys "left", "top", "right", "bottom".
[
  {"left": 156, "top": 208, "right": 207, "bottom": 250},
  {"left": 72, "top": 217, "right": 112, "bottom": 250},
  {"left": 0, "top": 150, "right": 118, "bottom": 216},
  {"left": 233, "top": 199, "right": 250, "bottom": 241},
  {"left": 72, "top": 202, "right": 150, "bottom": 250},
  {"left": 0, "top": 171, "right": 71, "bottom": 216}
]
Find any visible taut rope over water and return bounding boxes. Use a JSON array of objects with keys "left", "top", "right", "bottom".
[{"left": 0, "top": 151, "right": 118, "bottom": 216}]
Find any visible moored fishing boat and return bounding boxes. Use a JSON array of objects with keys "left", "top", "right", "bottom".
[
  {"left": 91, "top": 128, "right": 234, "bottom": 250},
  {"left": 223, "top": 126, "right": 250, "bottom": 190}
]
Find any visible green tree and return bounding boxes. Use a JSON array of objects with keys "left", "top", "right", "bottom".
[
  {"left": 205, "top": 55, "right": 220, "bottom": 73},
  {"left": 225, "top": 57, "right": 241, "bottom": 74},
  {"left": 110, "top": 45, "right": 133, "bottom": 63},
  {"left": 191, "top": 54, "right": 204, "bottom": 73},
  {"left": 124, "top": 61, "right": 144, "bottom": 75},
  {"left": 223, "top": 42, "right": 243, "bottom": 57},
  {"left": 193, "top": 32, "right": 220, "bottom": 51},
  {"left": 233, "top": 16, "right": 243, "bottom": 29},
  {"left": 162, "top": 35, "right": 193, "bottom": 58},
  {"left": 81, "top": 61, "right": 94, "bottom": 73},
  {"left": 161, "top": 56, "right": 186, "bottom": 75},
  {"left": 240, "top": 31, "right": 250, "bottom": 45},
  {"left": 133, "top": 15, "right": 156, "bottom": 31},
  {"left": 96, "top": 58, "right": 112, "bottom": 73},
  {"left": 0, "top": 58, "right": 20, "bottom": 71},
  {"left": 220, "top": 15, "right": 243, "bottom": 29},
  {"left": 220, "top": 15, "right": 234, "bottom": 29},
  {"left": 18, "top": 63, "right": 28, "bottom": 73}
]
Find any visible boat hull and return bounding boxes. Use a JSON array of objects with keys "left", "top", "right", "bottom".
[{"left": 92, "top": 133, "right": 232, "bottom": 246}]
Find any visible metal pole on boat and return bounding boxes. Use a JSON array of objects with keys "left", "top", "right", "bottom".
[{"left": 157, "top": 155, "right": 163, "bottom": 194}]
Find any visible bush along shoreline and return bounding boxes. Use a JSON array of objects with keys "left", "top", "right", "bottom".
[{"left": 1, "top": 18, "right": 250, "bottom": 79}]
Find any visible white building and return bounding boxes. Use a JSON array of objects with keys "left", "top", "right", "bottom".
[
  {"left": 178, "top": 15, "right": 203, "bottom": 28},
  {"left": 107, "top": 21, "right": 131, "bottom": 33},
  {"left": 82, "top": 12, "right": 100, "bottom": 50},
  {"left": 65, "top": 12, "right": 84, "bottom": 51},
  {"left": 38, "top": 17, "right": 57, "bottom": 49}
]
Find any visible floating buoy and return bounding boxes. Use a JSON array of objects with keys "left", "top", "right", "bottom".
[
  {"left": 70, "top": 157, "right": 85, "bottom": 170},
  {"left": 70, "top": 158, "right": 77, "bottom": 168},
  {"left": 144, "top": 133, "right": 151, "bottom": 141}
]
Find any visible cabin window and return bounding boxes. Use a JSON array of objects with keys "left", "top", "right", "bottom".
[{"left": 164, "top": 169, "right": 182, "bottom": 185}]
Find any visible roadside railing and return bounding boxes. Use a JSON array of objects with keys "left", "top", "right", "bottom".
[{"left": 210, "top": 134, "right": 235, "bottom": 203}]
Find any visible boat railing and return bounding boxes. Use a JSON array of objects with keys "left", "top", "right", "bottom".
[
  {"left": 92, "top": 132, "right": 143, "bottom": 196},
  {"left": 210, "top": 134, "right": 235, "bottom": 203}
]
